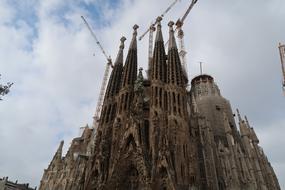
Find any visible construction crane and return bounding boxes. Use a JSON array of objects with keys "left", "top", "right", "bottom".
[
  {"left": 175, "top": 0, "right": 198, "bottom": 80},
  {"left": 138, "top": 0, "right": 181, "bottom": 77},
  {"left": 81, "top": 16, "right": 112, "bottom": 130},
  {"left": 278, "top": 42, "right": 285, "bottom": 92}
]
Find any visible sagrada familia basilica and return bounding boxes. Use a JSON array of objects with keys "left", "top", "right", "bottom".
[{"left": 39, "top": 15, "right": 280, "bottom": 190}]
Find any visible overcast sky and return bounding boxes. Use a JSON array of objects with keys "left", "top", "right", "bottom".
[{"left": 0, "top": 0, "right": 284, "bottom": 188}]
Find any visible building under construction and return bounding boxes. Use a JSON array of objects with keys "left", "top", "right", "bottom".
[{"left": 39, "top": 2, "right": 280, "bottom": 190}]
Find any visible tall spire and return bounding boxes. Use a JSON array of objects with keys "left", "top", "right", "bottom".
[
  {"left": 114, "top": 36, "right": 126, "bottom": 65},
  {"left": 150, "top": 17, "right": 167, "bottom": 82},
  {"left": 168, "top": 21, "right": 177, "bottom": 50},
  {"left": 129, "top": 24, "right": 139, "bottom": 50},
  {"left": 155, "top": 16, "right": 163, "bottom": 43},
  {"left": 121, "top": 25, "right": 139, "bottom": 88},
  {"left": 167, "top": 21, "right": 184, "bottom": 86},
  {"left": 105, "top": 37, "right": 126, "bottom": 98}
]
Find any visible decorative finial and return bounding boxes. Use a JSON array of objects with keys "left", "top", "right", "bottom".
[
  {"left": 156, "top": 16, "right": 162, "bottom": 28},
  {"left": 168, "top": 21, "right": 175, "bottom": 29},
  {"left": 168, "top": 21, "right": 177, "bottom": 50},
  {"left": 176, "top": 19, "right": 183, "bottom": 28},
  {"left": 156, "top": 16, "right": 162, "bottom": 24},
  {"left": 120, "top": 36, "right": 126, "bottom": 49},
  {"left": 150, "top": 24, "right": 156, "bottom": 32},
  {"left": 133, "top": 24, "right": 139, "bottom": 35},
  {"left": 129, "top": 25, "right": 139, "bottom": 50}
]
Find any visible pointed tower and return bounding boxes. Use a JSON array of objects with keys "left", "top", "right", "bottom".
[
  {"left": 166, "top": 21, "right": 188, "bottom": 118},
  {"left": 117, "top": 25, "right": 139, "bottom": 116},
  {"left": 153, "top": 21, "right": 194, "bottom": 188},
  {"left": 84, "top": 37, "right": 127, "bottom": 188},
  {"left": 100, "top": 37, "right": 126, "bottom": 126},
  {"left": 150, "top": 17, "right": 167, "bottom": 83},
  {"left": 148, "top": 17, "right": 168, "bottom": 174}
]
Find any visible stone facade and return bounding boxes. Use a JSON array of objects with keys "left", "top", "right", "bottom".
[{"left": 39, "top": 20, "right": 280, "bottom": 190}]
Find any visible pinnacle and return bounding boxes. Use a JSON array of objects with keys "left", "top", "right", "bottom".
[
  {"left": 114, "top": 37, "right": 126, "bottom": 65},
  {"left": 168, "top": 21, "right": 175, "bottom": 28},
  {"left": 155, "top": 17, "right": 163, "bottom": 43},
  {"left": 168, "top": 20, "right": 177, "bottom": 50},
  {"left": 129, "top": 25, "right": 139, "bottom": 50},
  {"left": 119, "top": 36, "right": 126, "bottom": 50}
]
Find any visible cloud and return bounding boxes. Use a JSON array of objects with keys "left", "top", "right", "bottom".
[{"left": 0, "top": 0, "right": 284, "bottom": 188}]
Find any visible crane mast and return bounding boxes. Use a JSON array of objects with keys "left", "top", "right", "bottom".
[
  {"left": 81, "top": 16, "right": 112, "bottom": 130},
  {"left": 278, "top": 42, "right": 285, "bottom": 92},
  {"left": 175, "top": 0, "right": 198, "bottom": 80}
]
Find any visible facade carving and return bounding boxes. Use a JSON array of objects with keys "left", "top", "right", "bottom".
[{"left": 39, "top": 20, "right": 280, "bottom": 190}]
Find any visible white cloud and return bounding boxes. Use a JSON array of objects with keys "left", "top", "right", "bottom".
[{"left": 0, "top": 0, "right": 284, "bottom": 188}]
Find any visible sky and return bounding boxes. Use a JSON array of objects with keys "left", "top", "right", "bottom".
[{"left": 0, "top": 0, "right": 284, "bottom": 188}]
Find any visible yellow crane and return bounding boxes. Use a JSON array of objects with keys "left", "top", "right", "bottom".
[
  {"left": 278, "top": 42, "right": 285, "bottom": 93},
  {"left": 81, "top": 16, "right": 113, "bottom": 130}
]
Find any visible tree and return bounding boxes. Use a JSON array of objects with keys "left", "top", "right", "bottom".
[{"left": 0, "top": 74, "right": 13, "bottom": 100}]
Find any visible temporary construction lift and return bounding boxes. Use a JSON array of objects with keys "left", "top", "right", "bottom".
[
  {"left": 81, "top": 16, "right": 113, "bottom": 130},
  {"left": 278, "top": 42, "right": 285, "bottom": 93}
]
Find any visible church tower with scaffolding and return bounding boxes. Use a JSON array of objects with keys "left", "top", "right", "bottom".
[{"left": 39, "top": 16, "right": 280, "bottom": 190}]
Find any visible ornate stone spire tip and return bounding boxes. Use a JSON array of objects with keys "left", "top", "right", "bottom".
[
  {"left": 129, "top": 25, "right": 138, "bottom": 50},
  {"left": 133, "top": 24, "right": 139, "bottom": 35},
  {"left": 156, "top": 16, "right": 162, "bottom": 28},
  {"left": 156, "top": 16, "right": 162, "bottom": 23},
  {"left": 120, "top": 36, "right": 126, "bottom": 49},
  {"left": 168, "top": 21, "right": 175, "bottom": 28},
  {"left": 150, "top": 24, "right": 156, "bottom": 31}
]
